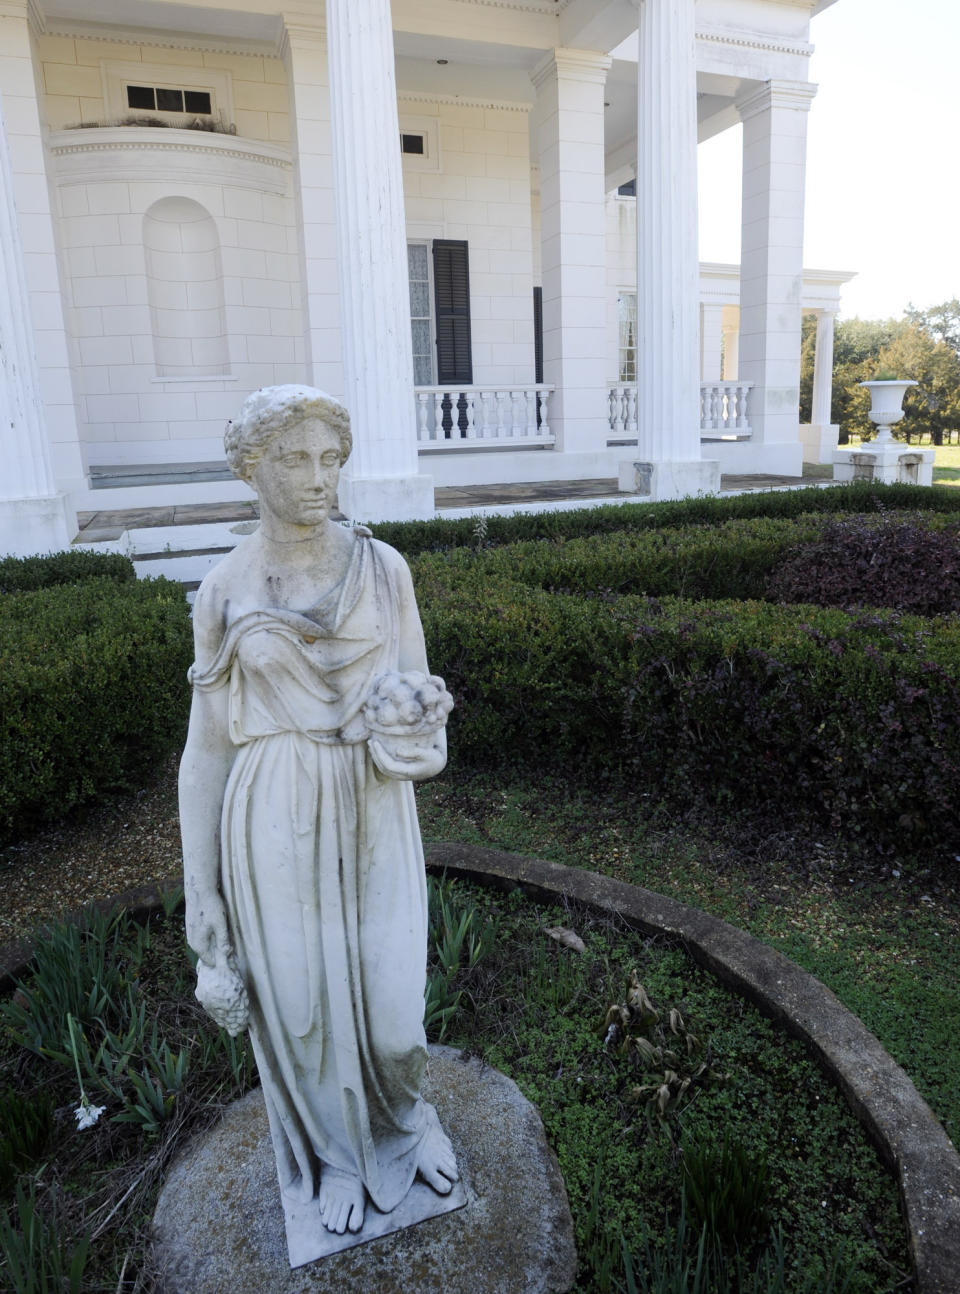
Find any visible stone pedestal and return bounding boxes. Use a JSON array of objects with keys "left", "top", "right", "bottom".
[
  {"left": 800, "top": 423, "right": 840, "bottom": 466},
  {"left": 833, "top": 445, "right": 934, "bottom": 486},
  {"left": 618, "top": 457, "right": 720, "bottom": 500},
  {"left": 152, "top": 1047, "right": 577, "bottom": 1293}
]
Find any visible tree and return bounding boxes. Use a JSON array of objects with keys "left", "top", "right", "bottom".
[
  {"left": 876, "top": 325, "right": 960, "bottom": 445},
  {"left": 905, "top": 298, "right": 960, "bottom": 354},
  {"left": 800, "top": 305, "right": 960, "bottom": 444}
]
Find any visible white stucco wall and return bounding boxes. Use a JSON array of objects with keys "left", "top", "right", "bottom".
[{"left": 400, "top": 97, "right": 536, "bottom": 388}]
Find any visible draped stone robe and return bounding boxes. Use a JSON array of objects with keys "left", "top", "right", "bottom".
[{"left": 189, "top": 533, "right": 431, "bottom": 1212}]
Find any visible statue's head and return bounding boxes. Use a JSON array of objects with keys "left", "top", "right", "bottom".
[{"left": 224, "top": 385, "right": 352, "bottom": 483}]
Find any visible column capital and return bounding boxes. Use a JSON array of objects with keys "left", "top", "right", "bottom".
[
  {"left": 737, "top": 79, "right": 817, "bottom": 121},
  {"left": 530, "top": 48, "right": 612, "bottom": 92},
  {"left": 280, "top": 8, "right": 327, "bottom": 58}
]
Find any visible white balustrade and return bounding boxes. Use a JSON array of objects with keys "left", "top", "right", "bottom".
[
  {"left": 414, "top": 384, "right": 556, "bottom": 449},
  {"left": 608, "top": 381, "right": 753, "bottom": 441}
]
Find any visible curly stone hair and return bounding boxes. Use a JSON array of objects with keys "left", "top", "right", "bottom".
[{"left": 224, "top": 385, "right": 352, "bottom": 482}]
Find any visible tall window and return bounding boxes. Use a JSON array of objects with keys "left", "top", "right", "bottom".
[
  {"left": 618, "top": 291, "right": 637, "bottom": 383},
  {"left": 407, "top": 243, "right": 433, "bottom": 386},
  {"left": 432, "top": 240, "right": 473, "bottom": 387}
]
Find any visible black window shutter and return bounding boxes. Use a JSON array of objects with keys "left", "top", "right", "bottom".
[
  {"left": 432, "top": 240, "right": 472, "bottom": 386},
  {"left": 533, "top": 286, "right": 543, "bottom": 386}
]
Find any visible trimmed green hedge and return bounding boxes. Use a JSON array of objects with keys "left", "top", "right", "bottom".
[
  {"left": 0, "top": 549, "right": 135, "bottom": 594},
  {"left": 414, "top": 510, "right": 960, "bottom": 609},
  {"left": 373, "top": 482, "right": 960, "bottom": 556},
  {"left": 0, "top": 577, "right": 192, "bottom": 842},
  {"left": 413, "top": 560, "right": 960, "bottom": 857}
]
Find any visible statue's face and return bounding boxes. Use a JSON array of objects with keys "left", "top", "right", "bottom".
[{"left": 252, "top": 419, "right": 341, "bottom": 527}]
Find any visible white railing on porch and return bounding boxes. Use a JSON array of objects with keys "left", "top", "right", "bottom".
[
  {"left": 700, "top": 380, "right": 753, "bottom": 436},
  {"left": 608, "top": 381, "right": 754, "bottom": 441},
  {"left": 415, "top": 384, "right": 555, "bottom": 450}
]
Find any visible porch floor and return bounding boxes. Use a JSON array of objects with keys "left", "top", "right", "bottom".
[{"left": 75, "top": 470, "right": 833, "bottom": 542}]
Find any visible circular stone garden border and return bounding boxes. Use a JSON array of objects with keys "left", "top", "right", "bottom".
[{"left": 2, "top": 844, "right": 958, "bottom": 1292}]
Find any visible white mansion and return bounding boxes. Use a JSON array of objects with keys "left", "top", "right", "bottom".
[{"left": 0, "top": 0, "right": 849, "bottom": 554}]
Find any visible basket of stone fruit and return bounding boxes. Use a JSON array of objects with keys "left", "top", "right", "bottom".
[{"left": 363, "top": 671, "right": 454, "bottom": 764}]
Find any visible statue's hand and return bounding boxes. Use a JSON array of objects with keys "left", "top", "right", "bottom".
[
  {"left": 369, "top": 729, "right": 447, "bottom": 782},
  {"left": 185, "top": 890, "right": 230, "bottom": 969}
]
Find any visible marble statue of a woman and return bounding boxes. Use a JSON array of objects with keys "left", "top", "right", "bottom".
[{"left": 178, "top": 385, "right": 459, "bottom": 1262}]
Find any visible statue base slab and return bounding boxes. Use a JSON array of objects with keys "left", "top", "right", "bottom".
[
  {"left": 282, "top": 1162, "right": 467, "bottom": 1267},
  {"left": 152, "top": 1045, "right": 577, "bottom": 1293}
]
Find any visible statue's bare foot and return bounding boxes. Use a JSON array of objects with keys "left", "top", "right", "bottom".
[
  {"left": 417, "top": 1108, "right": 459, "bottom": 1195},
  {"left": 318, "top": 1166, "right": 365, "bottom": 1235}
]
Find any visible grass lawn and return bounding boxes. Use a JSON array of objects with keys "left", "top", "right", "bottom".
[{"left": 417, "top": 773, "right": 960, "bottom": 1157}]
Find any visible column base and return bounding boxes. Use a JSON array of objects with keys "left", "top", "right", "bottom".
[
  {"left": 338, "top": 472, "right": 435, "bottom": 523},
  {"left": 800, "top": 424, "right": 839, "bottom": 466},
  {"left": 0, "top": 493, "right": 75, "bottom": 557},
  {"left": 618, "top": 458, "right": 720, "bottom": 501},
  {"left": 833, "top": 446, "right": 934, "bottom": 487}
]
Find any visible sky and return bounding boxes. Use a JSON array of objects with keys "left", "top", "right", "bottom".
[{"left": 696, "top": 0, "right": 960, "bottom": 321}]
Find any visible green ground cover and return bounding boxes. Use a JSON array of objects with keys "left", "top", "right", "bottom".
[{"left": 0, "top": 884, "right": 913, "bottom": 1293}]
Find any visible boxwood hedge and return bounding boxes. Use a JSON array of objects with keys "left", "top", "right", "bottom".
[
  {"left": 0, "top": 549, "right": 135, "bottom": 593},
  {"left": 412, "top": 547, "right": 960, "bottom": 857},
  {"left": 0, "top": 576, "right": 192, "bottom": 842}
]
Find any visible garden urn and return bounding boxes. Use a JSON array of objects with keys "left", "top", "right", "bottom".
[{"left": 859, "top": 379, "right": 917, "bottom": 446}]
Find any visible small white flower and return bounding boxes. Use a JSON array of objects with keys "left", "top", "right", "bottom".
[{"left": 74, "top": 1100, "right": 106, "bottom": 1130}]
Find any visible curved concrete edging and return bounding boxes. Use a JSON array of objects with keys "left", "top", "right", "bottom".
[
  {"left": 423, "top": 841, "right": 960, "bottom": 1294},
  {"left": 2, "top": 850, "right": 958, "bottom": 1291}
]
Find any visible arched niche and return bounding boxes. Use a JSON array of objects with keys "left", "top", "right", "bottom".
[{"left": 143, "top": 197, "right": 229, "bottom": 377}]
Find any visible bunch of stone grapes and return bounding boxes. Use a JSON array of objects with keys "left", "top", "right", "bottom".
[{"left": 364, "top": 671, "right": 454, "bottom": 733}]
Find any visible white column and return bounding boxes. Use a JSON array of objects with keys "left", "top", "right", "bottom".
[
  {"left": 619, "top": 0, "right": 718, "bottom": 499},
  {"left": 281, "top": 13, "right": 342, "bottom": 397},
  {"left": 700, "top": 303, "right": 724, "bottom": 383},
  {"left": 721, "top": 308, "right": 740, "bottom": 380},
  {"left": 811, "top": 309, "right": 836, "bottom": 427},
  {"left": 324, "top": 0, "right": 433, "bottom": 522},
  {"left": 531, "top": 49, "right": 611, "bottom": 458},
  {"left": 0, "top": 88, "right": 73, "bottom": 556},
  {"left": 0, "top": 1, "right": 84, "bottom": 513},
  {"left": 737, "top": 80, "right": 816, "bottom": 470}
]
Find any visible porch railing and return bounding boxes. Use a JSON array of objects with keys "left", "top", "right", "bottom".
[
  {"left": 608, "top": 381, "right": 754, "bottom": 441},
  {"left": 415, "top": 384, "right": 555, "bottom": 450}
]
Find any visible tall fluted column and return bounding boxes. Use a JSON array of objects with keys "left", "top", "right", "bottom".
[
  {"left": 811, "top": 310, "right": 836, "bottom": 428},
  {"left": 737, "top": 80, "right": 816, "bottom": 470},
  {"left": 619, "top": 0, "right": 718, "bottom": 499},
  {"left": 282, "top": 12, "right": 342, "bottom": 397},
  {"left": 324, "top": 0, "right": 433, "bottom": 522},
  {"left": 0, "top": 89, "right": 72, "bottom": 556}
]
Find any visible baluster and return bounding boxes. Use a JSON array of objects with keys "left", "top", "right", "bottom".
[
  {"left": 496, "top": 390, "right": 508, "bottom": 436},
  {"left": 507, "top": 390, "right": 521, "bottom": 437},
  {"left": 626, "top": 385, "right": 638, "bottom": 436},
  {"left": 609, "top": 387, "right": 619, "bottom": 433},
  {"left": 525, "top": 389, "right": 538, "bottom": 437},
  {"left": 433, "top": 390, "right": 444, "bottom": 440},
  {"left": 699, "top": 386, "right": 707, "bottom": 431},
  {"left": 465, "top": 391, "right": 476, "bottom": 439},
  {"left": 416, "top": 392, "right": 429, "bottom": 442},
  {"left": 736, "top": 383, "right": 750, "bottom": 430},
  {"left": 481, "top": 388, "right": 496, "bottom": 439},
  {"left": 538, "top": 388, "right": 550, "bottom": 437}
]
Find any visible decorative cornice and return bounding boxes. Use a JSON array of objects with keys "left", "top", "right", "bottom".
[
  {"left": 398, "top": 91, "right": 530, "bottom": 113},
  {"left": 737, "top": 79, "right": 818, "bottom": 120},
  {"left": 49, "top": 127, "right": 292, "bottom": 170},
  {"left": 695, "top": 26, "right": 813, "bottom": 58},
  {"left": 39, "top": 19, "right": 281, "bottom": 59},
  {"left": 453, "top": 0, "right": 570, "bottom": 12}
]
